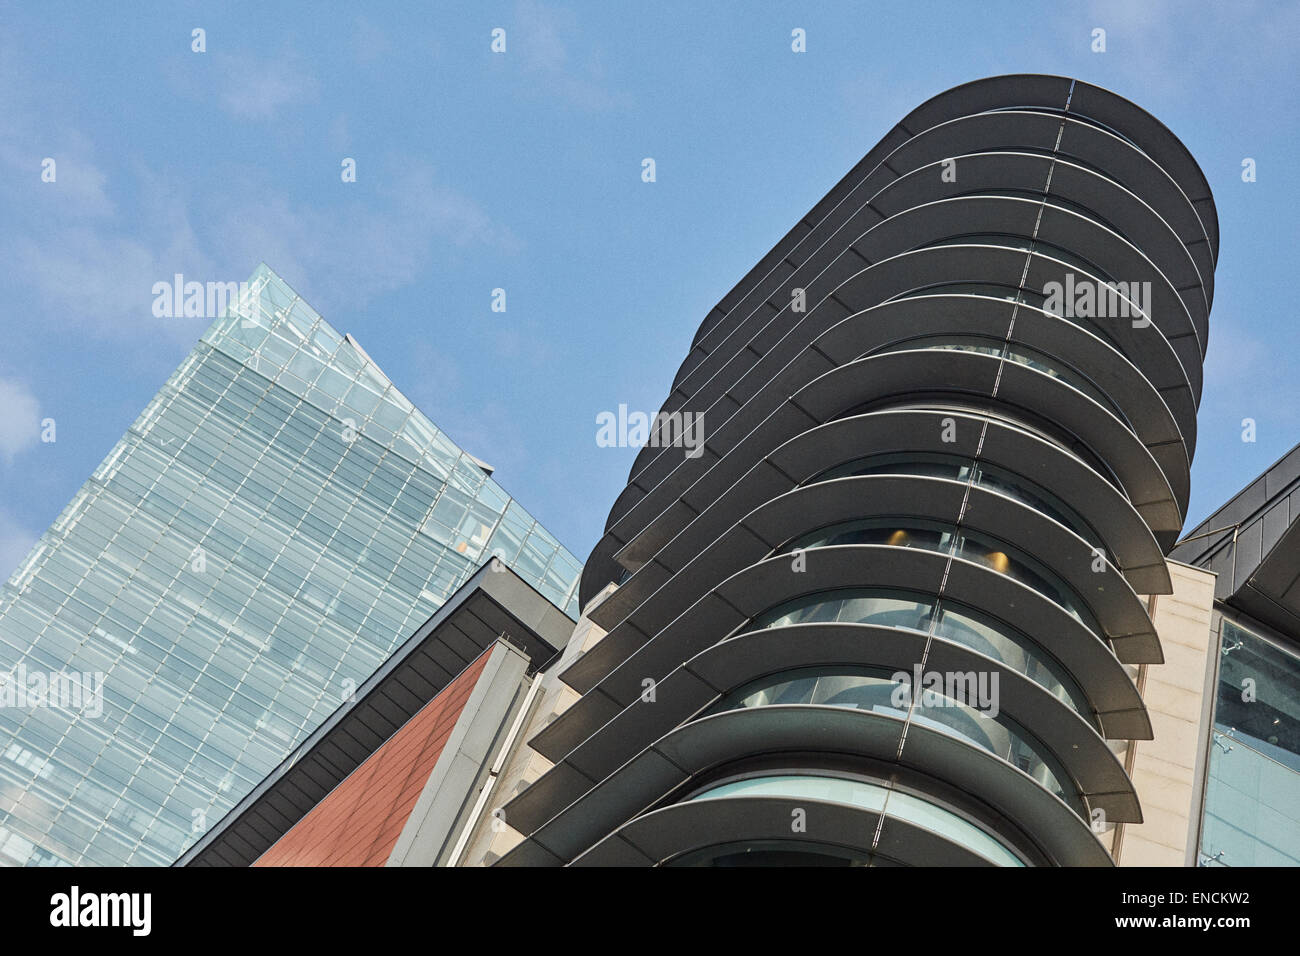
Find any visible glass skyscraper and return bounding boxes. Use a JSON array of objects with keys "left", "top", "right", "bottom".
[{"left": 0, "top": 264, "right": 581, "bottom": 866}]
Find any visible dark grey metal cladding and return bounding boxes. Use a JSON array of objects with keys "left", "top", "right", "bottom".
[
  {"left": 666, "top": 96, "right": 1212, "bottom": 443},
  {"left": 582, "top": 78, "right": 1214, "bottom": 608},
  {"left": 844, "top": 155, "right": 1205, "bottom": 334},
  {"left": 660, "top": 194, "right": 1204, "bottom": 452},
  {"left": 1064, "top": 80, "right": 1218, "bottom": 254},
  {"left": 638, "top": 258, "right": 1195, "bottom": 516},
  {"left": 903, "top": 77, "right": 1215, "bottom": 243},
  {"left": 1173, "top": 440, "right": 1300, "bottom": 634},
  {"left": 541, "top": 75, "right": 1215, "bottom": 867},
  {"left": 847, "top": 295, "right": 1193, "bottom": 459},
  {"left": 612, "top": 469, "right": 1156, "bottom": 669},
  {"left": 512, "top": 621, "right": 1146, "bottom": 840},
  {"left": 539, "top": 543, "right": 1152, "bottom": 774},
  {"left": 590, "top": 408, "right": 1171, "bottom": 639},
  {"left": 606, "top": 470, "right": 1151, "bottom": 642},
  {"left": 578, "top": 403, "right": 1170, "bottom": 683},
  {"left": 685, "top": 75, "right": 1215, "bottom": 368},
  {"left": 500, "top": 705, "right": 1116, "bottom": 867},
  {"left": 866, "top": 153, "right": 1207, "bottom": 318},
  {"left": 569, "top": 798, "right": 995, "bottom": 867},
  {"left": 672, "top": 136, "right": 1209, "bottom": 409},
  {"left": 653, "top": 191, "right": 1201, "bottom": 473},
  {"left": 599, "top": 540, "right": 1145, "bottom": 709},
  {"left": 607, "top": 348, "right": 1183, "bottom": 580},
  {"left": 884, "top": 113, "right": 1215, "bottom": 292},
  {"left": 817, "top": 350, "right": 1187, "bottom": 518},
  {"left": 615, "top": 278, "right": 1193, "bottom": 543},
  {"left": 595, "top": 202, "right": 1201, "bottom": 587},
  {"left": 585, "top": 295, "right": 1192, "bottom": 610},
  {"left": 1227, "top": 517, "right": 1300, "bottom": 635}
]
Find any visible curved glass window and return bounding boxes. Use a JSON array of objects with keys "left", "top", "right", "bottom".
[
  {"left": 982, "top": 106, "right": 1147, "bottom": 155},
  {"left": 921, "top": 233, "right": 1114, "bottom": 283},
  {"left": 933, "top": 602, "right": 1092, "bottom": 713},
  {"left": 949, "top": 187, "right": 1127, "bottom": 241},
  {"left": 817, "top": 450, "right": 972, "bottom": 486},
  {"left": 832, "top": 403, "right": 1128, "bottom": 496},
  {"left": 813, "top": 451, "right": 1105, "bottom": 549},
  {"left": 890, "top": 281, "right": 1126, "bottom": 352},
  {"left": 782, "top": 517, "right": 956, "bottom": 557},
  {"left": 921, "top": 233, "right": 1160, "bottom": 334},
  {"left": 917, "top": 233, "right": 1161, "bottom": 331},
  {"left": 753, "top": 586, "right": 934, "bottom": 634},
  {"left": 779, "top": 517, "right": 1102, "bottom": 634},
  {"left": 684, "top": 774, "right": 1026, "bottom": 866},
  {"left": 894, "top": 280, "right": 1050, "bottom": 309},
  {"left": 989, "top": 141, "right": 1139, "bottom": 184},
  {"left": 747, "top": 586, "right": 1092, "bottom": 717},
  {"left": 667, "top": 839, "right": 875, "bottom": 867},
  {"left": 866, "top": 333, "right": 1127, "bottom": 423},
  {"left": 874, "top": 333, "right": 1004, "bottom": 360},
  {"left": 702, "top": 669, "right": 1081, "bottom": 815}
]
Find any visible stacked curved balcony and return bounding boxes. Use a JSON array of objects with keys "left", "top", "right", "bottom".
[{"left": 498, "top": 75, "right": 1217, "bottom": 867}]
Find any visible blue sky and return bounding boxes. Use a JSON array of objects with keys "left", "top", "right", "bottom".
[{"left": 1, "top": 0, "right": 1298, "bottom": 580}]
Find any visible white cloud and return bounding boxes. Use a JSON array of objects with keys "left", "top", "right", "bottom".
[
  {"left": 0, "top": 377, "right": 42, "bottom": 465},
  {"left": 4, "top": 204, "right": 217, "bottom": 344},
  {"left": 511, "top": 0, "right": 628, "bottom": 111},
  {"left": 213, "top": 158, "right": 521, "bottom": 311},
  {"left": 0, "top": 44, "right": 216, "bottom": 343},
  {"left": 0, "top": 53, "right": 114, "bottom": 221},
  {"left": 216, "top": 50, "right": 318, "bottom": 120},
  {"left": 1, "top": 40, "right": 515, "bottom": 345}
]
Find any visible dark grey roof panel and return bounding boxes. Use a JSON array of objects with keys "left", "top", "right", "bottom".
[{"left": 175, "top": 559, "right": 572, "bottom": 867}]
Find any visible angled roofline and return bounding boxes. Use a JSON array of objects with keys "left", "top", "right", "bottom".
[
  {"left": 174, "top": 558, "right": 573, "bottom": 867},
  {"left": 1171, "top": 440, "right": 1300, "bottom": 636}
]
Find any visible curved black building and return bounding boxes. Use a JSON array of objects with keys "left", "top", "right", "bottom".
[{"left": 501, "top": 74, "right": 1218, "bottom": 866}]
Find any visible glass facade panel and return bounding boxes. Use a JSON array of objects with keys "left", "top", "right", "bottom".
[
  {"left": 870, "top": 334, "right": 1125, "bottom": 422},
  {"left": 703, "top": 665, "right": 1080, "bottom": 814},
  {"left": 686, "top": 774, "right": 1025, "bottom": 866},
  {"left": 1199, "top": 618, "right": 1300, "bottom": 866},
  {"left": 744, "top": 588, "right": 1092, "bottom": 717},
  {"left": 779, "top": 517, "right": 1101, "bottom": 634},
  {"left": 0, "top": 265, "right": 581, "bottom": 866},
  {"left": 812, "top": 452, "right": 1103, "bottom": 548}
]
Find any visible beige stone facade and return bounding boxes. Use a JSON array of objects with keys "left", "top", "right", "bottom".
[{"left": 1110, "top": 560, "right": 1218, "bottom": 865}]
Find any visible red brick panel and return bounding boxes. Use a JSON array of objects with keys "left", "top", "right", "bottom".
[{"left": 254, "top": 649, "right": 493, "bottom": 867}]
